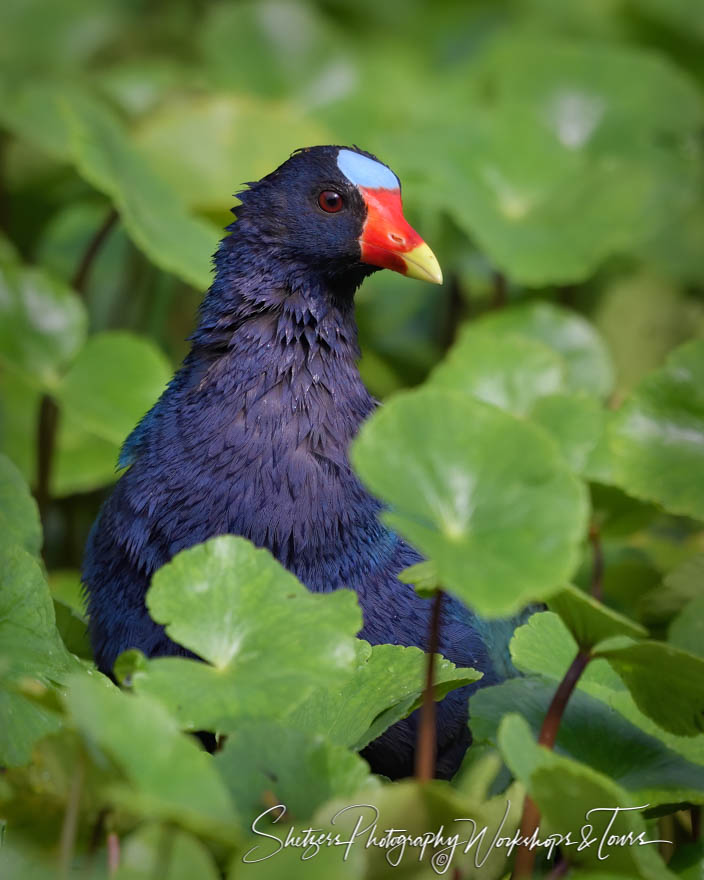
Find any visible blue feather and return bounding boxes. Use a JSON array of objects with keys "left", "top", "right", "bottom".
[{"left": 83, "top": 146, "right": 522, "bottom": 779}]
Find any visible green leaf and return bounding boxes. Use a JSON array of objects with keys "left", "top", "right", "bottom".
[
  {"left": 0, "top": 690, "right": 62, "bottom": 769},
  {"left": 476, "top": 301, "right": 615, "bottom": 397},
  {"left": 0, "top": 453, "right": 41, "bottom": 556},
  {"left": 52, "top": 601, "right": 90, "bottom": 660},
  {"left": 128, "top": 536, "right": 362, "bottom": 731},
  {"left": 214, "top": 721, "right": 374, "bottom": 826},
  {"left": 498, "top": 714, "right": 676, "bottom": 879},
  {"left": 512, "top": 611, "right": 704, "bottom": 765},
  {"left": 230, "top": 843, "right": 366, "bottom": 880},
  {"left": 510, "top": 611, "right": 578, "bottom": 679},
  {"left": 609, "top": 340, "right": 704, "bottom": 520},
  {"left": 55, "top": 331, "right": 170, "bottom": 447},
  {"left": 0, "top": 539, "right": 77, "bottom": 765},
  {"left": 529, "top": 392, "right": 607, "bottom": 476},
  {"left": 303, "top": 777, "right": 522, "bottom": 880},
  {"left": 351, "top": 388, "right": 589, "bottom": 617},
  {"left": 0, "top": 370, "right": 39, "bottom": 484},
  {"left": 547, "top": 584, "right": 647, "bottom": 650},
  {"left": 438, "top": 38, "right": 703, "bottom": 286},
  {"left": 666, "top": 840, "right": 704, "bottom": 880},
  {"left": 115, "top": 823, "right": 221, "bottom": 880},
  {"left": 669, "top": 596, "right": 704, "bottom": 659},
  {"left": 62, "top": 95, "right": 220, "bottom": 289},
  {"left": 595, "top": 641, "right": 704, "bottom": 737},
  {"left": 0, "top": 538, "right": 74, "bottom": 683},
  {"left": 590, "top": 484, "right": 660, "bottom": 539},
  {"left": 135, "top": 94, "right": 330, "bottom": 213},
  {"left": 427, "top": 325, "right": 566, "bottom": 416},
  {"left": 472, "top": 677, "right": 704, "bottom": 807},
  {"left": 0, "top": 80, "right": 99, "bottom": 162},
  {"left": 0, "top": 0, "right": 127, "bottom": 77},
  {"left": 287, "top": 640, "right": 480, "bottom": 750},
  {"left": 198, "top": 1, "right": 349, "bottom": 103},
  {"left": 594, "top": 271, "right": 702, "bottom": 395},
  {"left": 52, "top": 411, "right": 120, "bottom": 496},
  {"left": 49, "top": 570, "right": 90, "bottom": 659},
  {"left": 397, "top": 560, "right": 440, "bottom": 598},
  {"left": 641, "top": 554, "right": 704, "bottom": 626},
  {"left": 36, "top": 199, "right": 128, "bottom": 311},
  {"left": 0, "top": 230, "right": 20, "bottom": 265},
  {"left": 0, "top": 838, "right": 61, "bottom": 880},
  {"left": 0, "top": 262, "right": 87, "bottom": 389},
  {"left": 64, "top": 672, "right": 239, "bottom": 836},
  {"left": 48, "top": 569, "right": 86, "bottom": 618}
]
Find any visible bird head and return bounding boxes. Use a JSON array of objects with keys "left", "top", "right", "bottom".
[{"left": 232, "top": 145, "right": 443, "bottom": 289}]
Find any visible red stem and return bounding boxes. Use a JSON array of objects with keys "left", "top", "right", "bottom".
[
  {"left": 512, "top": 650, "right": 591, "bottom": 879},
  {"left": 107, "top": 832, "right": 120, "bottom": 876}
]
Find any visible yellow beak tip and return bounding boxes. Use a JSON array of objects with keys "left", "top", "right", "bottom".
[{"left": 402, "top": 242, "right": 443, "bottom": 285}]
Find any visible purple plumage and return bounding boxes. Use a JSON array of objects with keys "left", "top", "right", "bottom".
[{"left": 82, "top": 145, "right": 514, "bottom": 779}]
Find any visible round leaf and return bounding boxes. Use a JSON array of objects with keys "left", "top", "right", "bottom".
[
  {"left": 117, "top": 824, "right": 221, "bottom": 880},
  {"left": 55, "top": 331, "right": 171, "bottom": 447},
  {"left": 595, "top": 641, "right": 704, "bottom": 738},
  {"left": 510, "top": 610, "right": 704, "bottom": 766},
  {"left": 131, "top": 536, "right": 362, "bottom": 731},
  {"left": 472, "top": 677, "right": 704, "bottom": 807},
  {"left": 477, "top": 301, "right": 614, "bottom": 397},
  {"left": 547, "top": 584, "right": 647, "bottom": 650},
  {"left": 52, "top": 412, "right": 120, "bottom": 496},
  {"left": 287, "top": 640, "right": 480, "bottom": 750},
  {"left": 63, "top": 95, "right": 219, "bottom": 289},
  {"left": 529, "top": 392, "right": 607, "bottom": 476},
  {"left": 0, "top": 539, "right": 76, "bottom": 765},
  {"left": 214, "top": 721, "right": 374, "bottom": 826},
  {"left": 439, "top": 38, "right": 703, "bottom": 286},
  {"left": 669, "top": 596, "right": 704, "bottom": 659},
  {"left": 198, "top": 1, "right": 350, "bottom": 102},
  {"left": 351, "top": 388, "right": 589, "bottom": 617},
  {"left": 0, "top": 453, "right": 41, "bottom": 556},
  {"left": 136, "top": 95, "right": 330, "bottom": 213},
  {"left": 427, "top": 326, "right": 566, "bottom": 416},
  {"left": 609, "top": 340, "right": 704, "bottom": 520},
  {"left": 498, "top": 714, "right": 676, "bottom": 878},
  {"left": 64, "top": 672, "right": 239, "bottom": 836},
  {"left": 0, "top": 262, "right": 87, "bottom": 389}
]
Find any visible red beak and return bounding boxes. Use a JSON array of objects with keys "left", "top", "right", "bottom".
[{"left": 358, "top": 187, "right": 443, "bottom": 284}]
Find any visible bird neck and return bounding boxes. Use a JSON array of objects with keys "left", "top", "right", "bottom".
[
  {"left": 167, "top": 233, "right": 390, "bottom": 584},
  {"left": 194, "top": 229, "right": 364, "bottom": 357}
]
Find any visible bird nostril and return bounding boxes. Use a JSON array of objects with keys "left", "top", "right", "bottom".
[{"left": 389, "top": 232, "right": 405, "bottom": 246}]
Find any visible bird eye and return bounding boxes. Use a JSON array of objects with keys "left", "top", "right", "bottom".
[{"left": 318, "top": 190, "right": 343, "bottom": 213}]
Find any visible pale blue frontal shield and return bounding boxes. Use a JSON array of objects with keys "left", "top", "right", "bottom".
[{"left": 337, "top": 149, "right": 399, "bottom": 191}]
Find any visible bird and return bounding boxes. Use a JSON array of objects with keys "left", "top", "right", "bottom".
[{"left": 82, "top": 145, "right": 517, "bottom": 779}]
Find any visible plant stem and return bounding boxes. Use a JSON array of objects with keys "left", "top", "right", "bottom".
[
  {"left": 0, "top": 133, "right": 9, "bottom": 235},
  {"left": 35, "top": 394, "right": 59, "bottom": 528},
  {"left": 107, "top": 832, "right": 120, "bottom": 876},
  {"left": 415, "top": 589, "right": 444, "bottom": 782},
  {"left": 34, "top": 208, "right": 118, "bottom": 537},
  {"left": 538, "top": 649, "right": 591, "bottom": 749},
  {"left": 491, "top": 270, "right": 507, "bottom": 309},
  {"left": 512, "top": 649, "right": 591, "bottom": 879},
  {"left": 59, "top": 753, "right": 85, "bottom": 879},
  {"left": 588, "top": 523, "right": 604, "bottom": 601},
  {"left": 72, "top": 209, "right": 118, "bottom": 295}
]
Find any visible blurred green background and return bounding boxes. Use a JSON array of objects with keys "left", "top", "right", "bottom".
[{"left": 1, "top": 0, "right": 703, "bottom": 574}]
